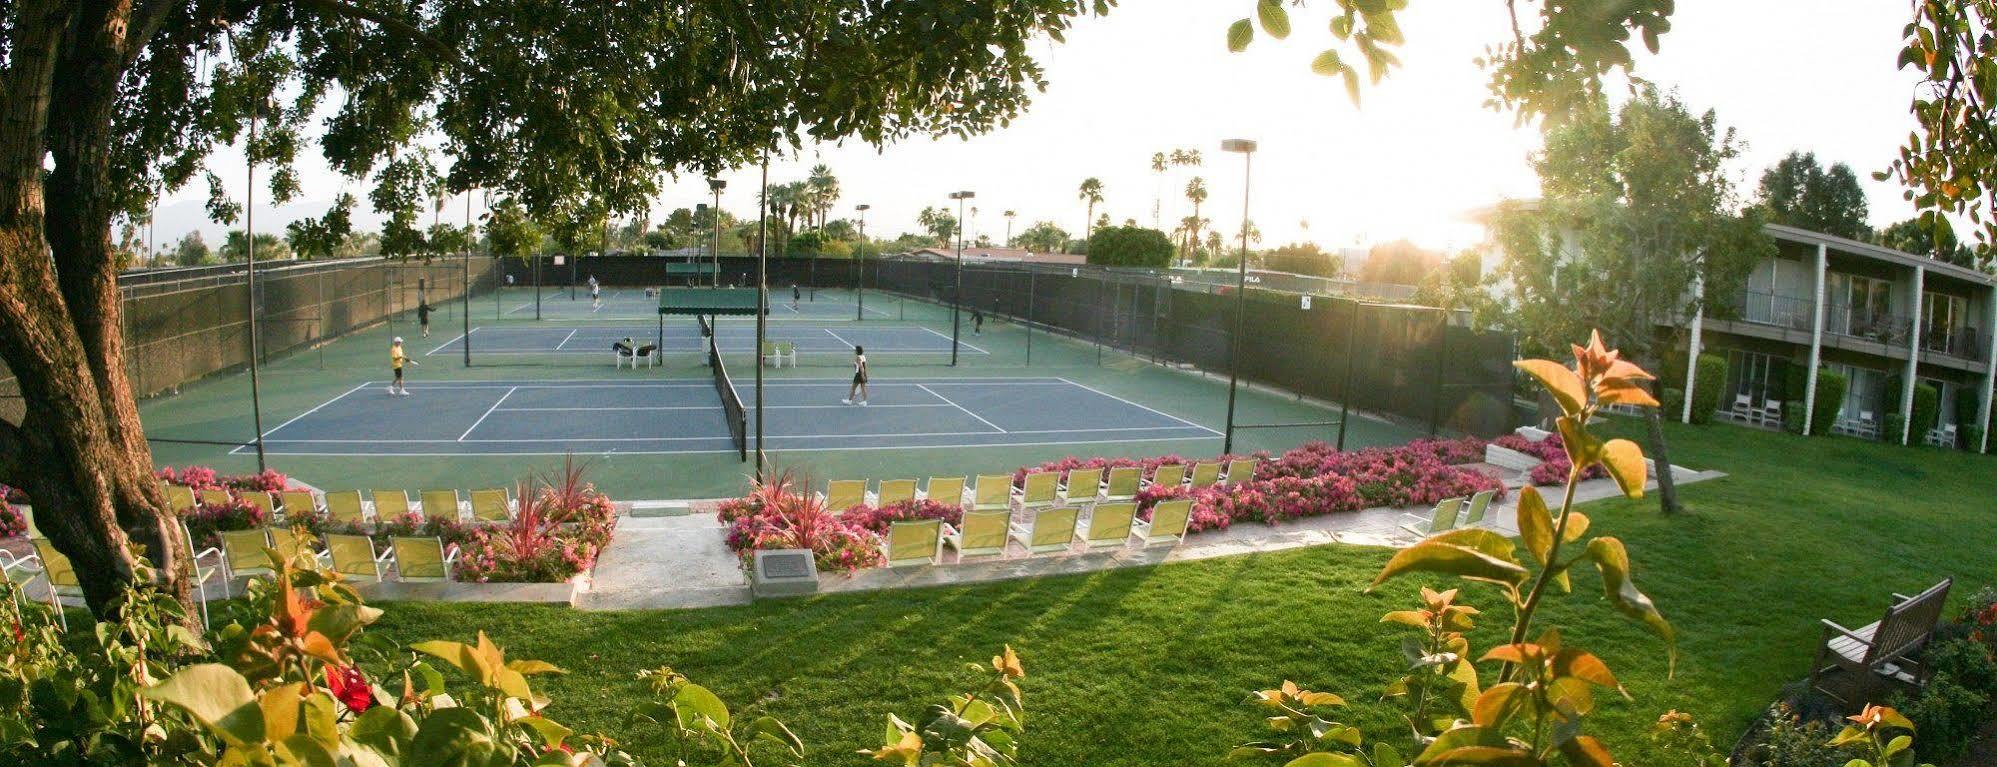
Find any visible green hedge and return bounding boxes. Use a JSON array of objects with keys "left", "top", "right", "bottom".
[
  {"left": 1807, "top": 368, "right": 1847, "bottom": 437},
  {"left": 1688, "top": 354, "right": 1726, "bottom": 425},
  {"left": 1086, "top": 226, "right": 1173, "bottom": 267},
  {"left": 1911, "top": 382, "right": 1941, "bottom": 445}
]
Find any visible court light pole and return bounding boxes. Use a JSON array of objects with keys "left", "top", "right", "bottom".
[
  {"left": 855, "top": 204, "right": 870, "bottom": 320},
  {"left": 948, "top": 190, "right": 975, "bottom": 366},
  {"left": 707, "top": 178, "right": 726, "bottom": 287},
  {"left": 244, "top": 96, "right": 269, "bottom": 471},
  {"left": 753, "top": 158, "right": 770, "bottom": 476},
  {"left": 1220, "top": 138, "right": 1257, "bottom": 455}
]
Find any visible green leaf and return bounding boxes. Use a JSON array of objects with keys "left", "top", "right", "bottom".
[
  {"left": 1586, "top": 537, "right": 1676, "bottom": 669},
  {"left": 306, "top": 603, "right": 381, "bottom": 646},
  {"left": 1600, "top": 439, "right": 1646, "bottom": 498},
  {"left": 1373, "top": 742, "right": 1405, "bottom": 767},
  {"left": 1369, "top": 541, "right": 1529, "bottom": 592},
  {"left": 1285, "top": 753, "right": 1362, "bottom": 767},
  {"left": 673, "top": 682, "right": 731, "bottom": 731},
  {"left": 1257, "top": 0, "right": 1291, "bottom": 40},
  {"left": 1227, "top": 19, "right": 1254, "bottom": 52},
  {"left": 1557, "top": 415, "right": 1602, "bottom": 468},
  {"left": 409, "top": 707, "right": 499, "bottom": 766},
  {"left": 1516, "top": 486, "right": 1554, "bottom": 566},
  {"left": 1426, "top": 528, "right": 1520, "bottom": 564},
  {"left": 142, "top": 664, "right": 264, "bottom": 745},
  {"left": 349, "top": 706, "right": 417, "bottom": 756},
  {"left": 1310, "top": 50, "right": 1346, "bottom": 77},
  {"left": 517, "top": 715, "right": 571, "bottom": 748}
]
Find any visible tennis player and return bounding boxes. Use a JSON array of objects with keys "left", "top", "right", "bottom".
[
  {"left": 589, "top": 275, "right": 602, "bottom": 309},
  {"left": 842, "top": 345, "right": 869, "bottom": 406},
  {"left": 389, "top": 337, "right": 418, "bottom": 396}
]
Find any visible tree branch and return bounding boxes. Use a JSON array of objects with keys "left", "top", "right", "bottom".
[{"left": 298, "top": 0, "right": 457, "bottom": 62}]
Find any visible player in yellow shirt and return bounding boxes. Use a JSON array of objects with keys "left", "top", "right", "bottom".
[{"left": 389, "top": 337, "right": 419, "bottom": 396}]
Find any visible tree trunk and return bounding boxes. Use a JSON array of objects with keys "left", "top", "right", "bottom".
[{"left": 1643, "top": 404, "right": 1684, "bottom": 515}]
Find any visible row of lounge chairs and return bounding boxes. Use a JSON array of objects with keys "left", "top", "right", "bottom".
[
  {"left": 821, "top": 458, "right": 1259, "bottom": 513},
  {"left": 163, "top": 484, "right": 519, "bottom": 525},
  {"left": 883, "top": 499, "right": 1194, "bottom": 566}
]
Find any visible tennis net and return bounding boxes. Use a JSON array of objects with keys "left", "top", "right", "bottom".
[{"left": 709, "top": 330, "right": 748, "bottom": 461}]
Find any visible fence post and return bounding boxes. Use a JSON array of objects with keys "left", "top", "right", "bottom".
[{"left": 1025, "top": 268, "right": 1035, "bottom": 366}]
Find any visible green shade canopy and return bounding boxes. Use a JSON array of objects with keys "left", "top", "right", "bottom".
[
  {"left": 659, "top": 287, "right": 760, "bottom": 315},
  {"left": 663, "top": 263, "right": 718, "bottom": 276}
]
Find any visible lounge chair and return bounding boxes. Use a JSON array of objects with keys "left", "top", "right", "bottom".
[
  {"left": 165, "top": 484, "right": 197, "bottom": 513},
  {"left": 875, "top": 479, "right": 918, "bottom": 507},
  {"left": 883, "top": 519, "right": 945, "bottom": 567},
  {"left": 325, "top": 533, "right": 394, "bottom": 582},
  {"left": 1009, "top": 507, "right": 1080, "bottom": 554},
  {"left": 924, "top": 476, "right": 967, "bottom": 508},
  {"left": 278, "top": 490, "right": 318, "bottom": 519},
  {"left": 372, "top": 490, "right": 415, "bottom": 521},
  {"left": 1457, "top": 489, "right": 1497, "bottom": 528},
  {"left": 390, "top": 537, "right": 459, "bottom": 582},
  {"left": 1810, "top": 579, "right": 1954, "bottom": 705},
  {"left": 17, "top": 506, "right": 38, "bottom": 538},
  {"left": 218, "top": 528, "right": 279, "bottom": 581},
  {"left": 1132, "top": 499, "right": 1193, "bottom": 545},
  {"left": 1148, "top": 463, "right": 1186, "bottom": 490},
  {"left": 26, "top": 536, "right": 218, "bottom": 630},
  {"left": 325, "top": 490, "right": 368, "bottom": 525},
  {"left": 1102, "top": 467, "right": 1142, "bottom": 502},
  {"left": 1187, "top": 462, "right": 1223, "bottom": 489},
  {"left": 270, "top": 526, "right": 323, "bottom": 567},
  {"left": 1762, "top": 399, "right": 1785, "bottom": 427},
  {"left": 1398, "top": 497, "right": 1466, "bottom": 538},
  {"left": 470, "top": 489, "right": 513, "bottom": 522},
  {"left": 760, "top": 341, "right": 796, "bottom": 368},
  {"left": 1222, "top": 458, "right": 1258, "bottom": 486},
  {"left": 420, "top": 489, "right": 463, "bottom": 522},
  {"left": 1062, "top": 468, "right": 1103, "bottom": 505},
  {"left": 1078, "top": 503, "right": 1136, "bottom": 549},
  {"left": 1017, "top": 472, "right": 1060, "bottom": 509},
  {"left": 944, "top": 510, "right": 1012, "bottom": 558},
  {"left": 971, "top": 475, "right": 1013, "bottom": 512},
  {"left": 198, "top": 488, "right": 232, "bottom": 507},
  {"left": 241, "top": 491, "right": 276, "bottom": 518},
  {"left": 823, "top": 480, "right": 868, "bottom": 512},
  {"left": 1729, "top": 393, "right": 1755, "bottom": 423}
]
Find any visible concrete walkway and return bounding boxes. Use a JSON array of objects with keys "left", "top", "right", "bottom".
[{"left": 575, "top": 463, "right": 1726, "bottom": 611}]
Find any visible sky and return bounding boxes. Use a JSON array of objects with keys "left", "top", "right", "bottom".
[{"left": 156, "top": 1, "right": 1923, "bottom": 256}]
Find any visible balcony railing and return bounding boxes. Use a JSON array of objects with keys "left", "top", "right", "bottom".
[
  {"left": 1733, "top": 291, "right": 1816, "bottom": 331},
  {"left": 1922, "top": 324, "right": 1985, "bottom": 362},
  {"left": 1823, "top": 305, "right": 1913, "bottom": 346}
]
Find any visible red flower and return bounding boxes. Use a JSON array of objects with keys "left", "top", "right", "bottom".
[{"left": 325, "top": 664, "right": 375, "bottom": 712}]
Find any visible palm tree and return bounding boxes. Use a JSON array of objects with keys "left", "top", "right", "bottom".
[
  {"left": 1078, "top": 177, "right": 1104, "bottom": 246},
  {"left": 1184, "top": 176, "right": 1208, "bottom": 262},
  {"left": 1149, "top": 152, "right": 1168, "bottom": 227},
  {"left": 806, "top": 164, "right": 839, "bottom": 228},
  {"left": 1204, "top": 230, "right": 1225, "bottom": 262},
  {"left": 1003, "top": 210, "right": 1016, "bottom": 247}
]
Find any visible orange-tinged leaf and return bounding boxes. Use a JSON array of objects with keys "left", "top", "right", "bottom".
[
  {"left": 1561, "top": 511, "right": 1591, "bottom": 542},
  {"left": 1596, "top": 379, "right": 1660, "bottom": 408},
  {"left": 1553, "top": 648, "right": 1621, "bottom": 690},
  {"left": 1559, "top": 735, "right": 1616, "bottom": 767},
  {"left": 1515, "top": 359, "right": 1586, "bottom": 416},
  {"left": 1557, "top": 415, "right": 1601, "bottom": 468},
  {"left": 1602, "top": 358, "right": 1654, "bottom": 382},
  {"left": 1382, "top": 610, "right": 1429, "bottom": 628},
  {"left": 1471, "top": 683, "right": 1531, "bottom": 727},
  {"left": 1427, "top": 745, "right": 1540, "bottom": 767},
  {"left": 1586, "top": 537, "right": 1676, "bottom": 671},
  {"left": 1600, "top": 439, "right": 1647, "bottom": 499},
  {"left": 1369, "top": 542, "right": 1530, "bottom": 591},
  {"left": 1479, "top": 644, "right": 1532, "bottom": 665}
]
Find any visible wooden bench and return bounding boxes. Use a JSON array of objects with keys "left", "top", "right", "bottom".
[{"left": 1808, "top": 578, "right": 1952, "bottom": 705}]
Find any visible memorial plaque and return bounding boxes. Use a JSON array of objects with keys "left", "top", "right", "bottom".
[{"left": 752, "top": 549, "right": 819, "bottom": 598}]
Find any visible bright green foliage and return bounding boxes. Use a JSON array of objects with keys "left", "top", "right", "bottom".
[
  {"left": 1238, "top": 333, "right": 1670, "bottom": 767},
  {"left": 1885, "top": 1, "right": 1997, "bottom": 267},
  {"left": 630, "top": 667, "right": 806, "bottom": 766},
  {"left": 919, "top": 207, "right": 960, "bottom": 249},
  {"left": 1910, "top": 383, "right": 1941, "bottom": 445},
  {"left": 1828, "top": 705, "right": 1933, "bottom": 767},
  {"left": 1688, "top": 354, "right": 1727, "bottom": 425},
  {"left": 1754, "top": 152, "right": 1870, "bottom": 240},
  {"left": 1014, "top": 222, "right": 1071, "bottom": 254},
  {"left": 485, "top": 199, "right": 544, "bottom": 260},
  {"left": 1878, "top": 217, "right": 1977, "bottom": 268},
  {"left": 865, "top": 647, "right": 1026, "bottom": 766},
  {"left": 1952, "top": 386, "right": 1983, "bottom": 439},
  {"left": 284, "top": 193, "right": 357, "bottom": 260},
  {"left": 1223, "top": 0, "right": 1674, "bottom": 122},
  {"left": 1807, "top": 368, "right": 1848, "bottom": 437},
  {"left": 1087, "top": 226, "right": 1174, "bottom": 267}
]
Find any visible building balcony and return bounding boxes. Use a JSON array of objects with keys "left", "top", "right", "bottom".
[
  {"left": 1735, "top": 291, "right": 1816, "bottom": 331},
  {"left": 1921, "top": 325, "right": 1985, "bottom": 363}
]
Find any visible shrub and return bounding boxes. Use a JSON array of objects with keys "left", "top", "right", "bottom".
[
  {"left": 1955, "top": 384, "right": 1982, "bottom": 435},
  {"left": 1085, "top": 225, "right": 1173, "bottom": 267},
  {"left": 1781, "top": 400, "right": 1806, "bottom": 435},
  {"left": 1910, "top": 382, "right": 1940, "bottom": 444},
  {"left": 1808, "top": 367, "right": 1847, "bottom": 436},
  {"left": 0, "top": 485, "right": 22, "bottom": 539},
  {"left": 1965, "top": 425, "right": 1986, "bottom": 454},
  {"left": 1660, "top": 386, "right": 1685, "bottom": 418},
  {"left": 182, "top": 496, "right": 271, "bottom": 549},
  {"left": 1741, "top": 705, "right": 1847, "bottom": 767},
  {"left": 1688, "top": 353, "right": 1726, "bottom": 424},
  {"left": 840, "top": 498, "right": 963, "bottom": 536},
  {"left": 720, "top": 471, "right": 885, "bottom": 573},
  {"left": 1891, "top": 675, "right": 1988, "bottom": 762},
  {"left": 1884, "top": 412, "right": 1907, "bottom": 445}
]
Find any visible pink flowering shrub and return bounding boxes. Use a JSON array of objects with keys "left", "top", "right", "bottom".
[
  {"left": 453, "top": 458, "right": 619, "bottom": 583},
  {"left": 1494, "top": 433, "right": 1605, "bottom": 485},
  {"left": 1011, "top": 451, "right": 1272, "bottom": 485},
  {"left": 155, "top": 465, "right": 294, "bottom": 494},
  {"left": 840, "top": 498, "right": 964, "bottom": 536},
  {"left": 225, "top": 469, "right": 292, "bottom": 493},
  {"left": 182, "top": 497, "right": 271, "bottom": 550},
  {"left": 0, "top": 485, "right": 24, "bottom": 539},
  {"left": 719, "top": 471, "right": 885, "bottom": 573}
]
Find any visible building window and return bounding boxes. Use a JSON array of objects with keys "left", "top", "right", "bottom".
[
  {"left": 1922, "top": 291, "right": 1970, "bottom": 357},
  {"left": 1827, "top": 272, "right": 1897, "bottom": 340},
  {"left": 1723, "top": 349, "right": 1791, "bottom": 408},
  {"left": 1830, "top": 364, "right": 1886, "bottom": 438}
]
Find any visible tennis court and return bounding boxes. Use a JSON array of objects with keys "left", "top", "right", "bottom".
[
  {"left": 502, "top": 288, "right": 892, "bottom": 321},
  {"left": 240, "top": 376, "right": 1221, "bottom": 456},
  {"left": 424, "top": 323, "right": 985, "bottom": 357}
]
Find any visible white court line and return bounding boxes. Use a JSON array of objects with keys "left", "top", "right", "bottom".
[
  {"left": 457, "top": 387, "right": 518, "bottom": 441},
  {"left": 916, "top": 384, "right": 1008, "bottom": 433},
  {"left": 918, "top": 326, "right": 989, "bottom": 354},
  {"left": 384, "top": 377, "right": 1076, "bottom": 389},
  {"left": 266, "top": 423, "right": 1199, "bottom": 444},
  {"left": 552, "top": 329, "right": 580, "bottom": 350},
  {"left": 822, "top": 327, "right": 856, "bottom": 349},
  {"left": 258, "top": 434, "right": 1215, "bottom": 457},
  {"left": 425, "top": 328, "right": 474, "bottom": 356},
  {"left": 230, "top": 381, "right": 376, "bottom": 454},
  {"left": 1054, "top": 377, "right": 1226, "bottom": 437},
  {"left": 497, "top": 403, "right": 953, "bottom": 412}
]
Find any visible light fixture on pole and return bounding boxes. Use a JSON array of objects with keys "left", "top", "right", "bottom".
[
  {"left": 855, "top": 204, "right": 870, "bottom": 320},
  {"left": 707, "top": 178, "right": 727, "bottom": 286},
  {"left": 1220, "top": 138, "right": 1257, "bottom": 454},
  {"left": 947, "top": 190, "right": 975, "bottom": 366}
]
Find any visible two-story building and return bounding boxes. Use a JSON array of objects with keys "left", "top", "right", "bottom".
[{"left": 1475, "top": 206, "right": 1997, "bottom": 451}]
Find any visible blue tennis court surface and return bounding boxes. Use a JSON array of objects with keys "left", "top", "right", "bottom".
[
  {"left": 426, "top": 324, "right": 985, "bottom": 356},
  {"left": 244, "top": 377, "right": 1222, "bottom": 456},
  {"left": 503, "top": 290, "right": 891, "bottom": 320}
]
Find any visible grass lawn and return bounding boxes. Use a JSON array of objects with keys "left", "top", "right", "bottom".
[{"left": 366, "top": 420, "right": 1995, "bottom": 766}]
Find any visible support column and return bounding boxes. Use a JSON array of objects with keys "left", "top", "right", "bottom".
[
  {"left": 1899, "top": 266, "right": 1925, "bottom": 445},
  {"left": 1803, "top": 244, "right": 1827, "bottom": 434},
  {"left": 1681, "top": 273, "right": 1704, "bottom": 424},
  {"left": 1980, "top": 290, "right": 1996, "bottom": 453}
]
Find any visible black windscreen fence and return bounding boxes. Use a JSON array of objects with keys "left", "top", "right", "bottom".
[{"left": 492, "top": 253, "right": 1518, "bottom": 437}]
